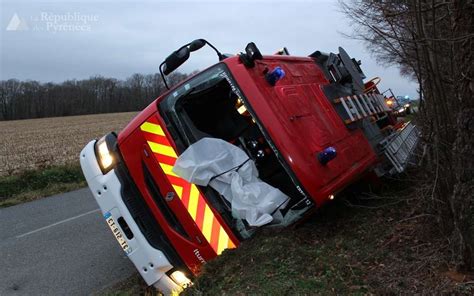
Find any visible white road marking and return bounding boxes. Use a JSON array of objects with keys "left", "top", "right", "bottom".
[{"left": 16, "top": 208, "right": 101, "bottom": 239}]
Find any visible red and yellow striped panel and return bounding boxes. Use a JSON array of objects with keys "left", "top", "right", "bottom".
[{"left": 140, "top": 120, "right": 236, "bottom": 255}]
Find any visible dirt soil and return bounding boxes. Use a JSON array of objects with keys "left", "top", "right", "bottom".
[{"left": 0, "top": 112, "right": 137, "bottom": 176}]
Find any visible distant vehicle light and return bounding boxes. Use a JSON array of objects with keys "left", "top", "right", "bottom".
[
  {"left": 329, "top": 194, "right": 335, "bottom": 200},
  {"left": 404, "top": 103, "right": 410, "bottom": 108},
  {"left": 398, "top": 107, "right": 405, "bottom": 113}
]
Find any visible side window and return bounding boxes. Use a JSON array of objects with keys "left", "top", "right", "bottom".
[
  {"left": 166, "top": 65, "right": 227, "bottom": 108},
  {"left": 158, "top": 64, "right": 244, "bottom": 148}
]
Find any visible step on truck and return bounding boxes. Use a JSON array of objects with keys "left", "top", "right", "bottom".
[{"left": 80, "top": 40, "right": 419, "bottom": 294}]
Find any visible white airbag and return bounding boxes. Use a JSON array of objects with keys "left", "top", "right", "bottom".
[{"left": 172, "top": 138, "right": 289, "bottom": 226}]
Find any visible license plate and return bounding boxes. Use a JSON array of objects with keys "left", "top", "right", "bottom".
[{"left": 104, "top": 212, "right": 132, "bottom": 255}]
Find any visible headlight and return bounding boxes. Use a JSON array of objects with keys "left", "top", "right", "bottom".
[
  {"left": 404, "top": 103, "right": 410, "bottom": 108},
  {"left": 398, "top": 107, "right": 405, "bottom": 113},
  {"left": 95, "top": 134, "right": 117, "bottom": 173},
  {"left": 170, "top": 270, "right": 192, "bottom": 287}
]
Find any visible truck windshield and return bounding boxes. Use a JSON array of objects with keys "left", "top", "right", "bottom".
[
  {"left": 158, "top": 63, "right": 312, "bottom": 232},
  {"left": 159, "top": 63, "right": 250, "bottom": 148}
]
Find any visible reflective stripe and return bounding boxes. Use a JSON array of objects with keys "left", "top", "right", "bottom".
[
  {"left": 172, "top": 185, "right": 183, "bottom": 199},
  {"left": 228, "top": 238, "right": 236, "bottom": 249},
  {"left": 140, "top": 122, "right": 165, "bottom": 136},
  {"left": 217, "top": 226, "right": 229, "bottom": 255},
  {"left": 202, "top": 205, "right": 214, "bottom": 243},
  {"left": 210, "top": 217, "right": 221, "bottom": 251},
  {"left": 159, "top": 163, "right": 178, "bottom": 177},
  {"left": 147, "top": 141, "right": 178, "bottom": 158},
  {"left": 188, "top": 185, "right": 200, "bottom": 220},
  {"left": 140, "top": 120, "right": 236, "bottom": 255}
]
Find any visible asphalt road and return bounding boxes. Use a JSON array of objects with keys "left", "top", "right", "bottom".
[{"left": 0, "top": 188, "right": 135, "bottom": 295}]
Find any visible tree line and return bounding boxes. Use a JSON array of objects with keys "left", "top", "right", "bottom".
[
  {"left": 0, "top": 72, "right": 189, "bottom": 121},
  {"left": 341, "top": 0, "right": 473, "bottom": 271}
]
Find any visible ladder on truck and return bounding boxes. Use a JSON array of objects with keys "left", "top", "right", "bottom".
[
  {"left": 334, "top": 92, "right": 391, "bottom": 124},
  {"left": 379, "top": 121, "right": 420, "bottom": 174}
]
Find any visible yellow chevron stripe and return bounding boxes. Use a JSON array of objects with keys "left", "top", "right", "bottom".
[
  {"left": 202, "top": 205, "right": 214, "bottom": 242},
  {"left": 140, "top": 122, "right": 165, "bottom": 136},
  {"left": 188, "top": 185, "right": 200, "bottom": 220},
  {"left": 147, "top": 141, "right": 177, "bottom": 158},
  {"left": 143, "top": 121, "right": 237, "bottom": 254},
  {"left": 160, "top": 163, "right": 178, "bottom": 177},
  {"left": 172, "top": 185, "right": 183, "bottom": 199},
  {"left": 217, "top": 226, "right": 229, "bottom": 255}
]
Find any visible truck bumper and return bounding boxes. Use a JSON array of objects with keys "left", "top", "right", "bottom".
[{"left": 80, "top": 140, "right": 182, "bottom": 294}]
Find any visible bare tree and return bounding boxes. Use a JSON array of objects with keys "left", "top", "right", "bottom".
[
  {"left": 340, "top": 0, "right": 473, "bottom": 270},
  {"left": 0, "top": 72, "right": 188, "bottom": 120}
]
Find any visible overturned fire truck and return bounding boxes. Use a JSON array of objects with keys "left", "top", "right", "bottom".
[{"left": 80, "top": 40, "right": 419, "bottom": 293}]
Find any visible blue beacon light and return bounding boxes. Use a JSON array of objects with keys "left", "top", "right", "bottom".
[
  {"left": 265, "top": 66, "right": 285, "bottom": 86},
  {"left": 318, "top": 147, "right": 337, "bottom": 165}
]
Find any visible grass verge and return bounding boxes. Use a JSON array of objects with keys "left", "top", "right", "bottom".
[
  {"left": 106, "top": 175, "right": 473, "bottom": 295},
  {"left": 185, "top": 195, "right": 391, "bottom": 295},
  {"left": 0, "top": 164, "right": 86, "bottom": 208}
]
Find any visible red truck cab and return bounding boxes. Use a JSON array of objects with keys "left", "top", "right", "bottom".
[{"left": 80, "top": 41, "right": 418, "bottom": 294}]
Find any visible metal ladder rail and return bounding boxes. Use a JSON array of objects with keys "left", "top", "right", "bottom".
[
  {"left": 346, "top": 96, "right": 362, "bottom": 120},
  {"left": 383, "top": 123, "right": 419, "bottom": 173},
  {"left": 369, "top": 93, "right": 383, "bottom": 113},
  {"left": 363, "top": 94, "right": 378, "bottom": 116},
  {"left": 353, "top": 95, "right": 368, "bottom": 117},
  {"left": 337, "top": 96, "right": 355, "bottom": 123},
  {"left": 335, "top": 92, "right": 389, "bottom": 124},
  {"left": 359, "top": 94, "right": 374, "bottom": 116}
]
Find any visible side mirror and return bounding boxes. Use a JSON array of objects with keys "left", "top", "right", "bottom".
[
  {"left": 189, "top": 39, "right": 206, "bottom": 52},
  {"left": 162, "top": 47, "right": 190, "bottom": 75},
  {"left": 159, "top": 39, "right": 224, "bottom": 89}
]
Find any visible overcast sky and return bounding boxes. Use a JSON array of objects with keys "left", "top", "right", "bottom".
[{"left": 0, "top": 0, "right": 418, "bottom": 98}]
